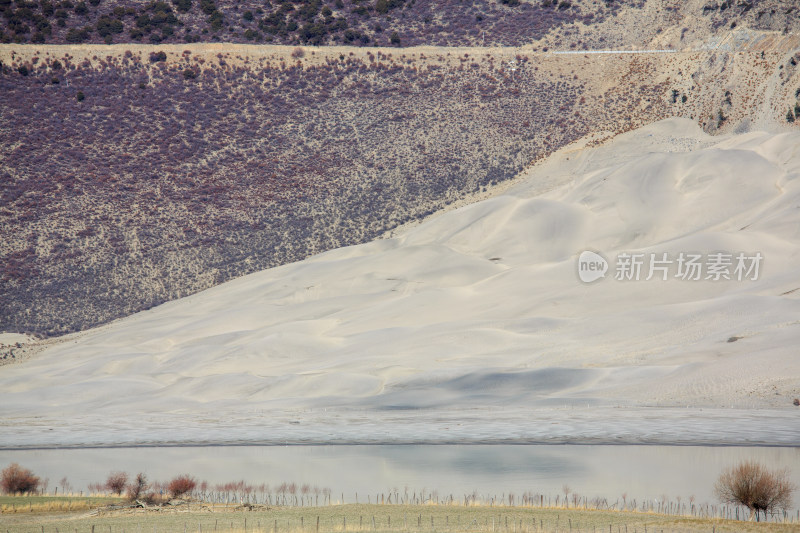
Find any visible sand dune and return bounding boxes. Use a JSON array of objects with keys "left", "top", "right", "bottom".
[{"left": 2, "top": 118, "right": 799, "bottom": 447}]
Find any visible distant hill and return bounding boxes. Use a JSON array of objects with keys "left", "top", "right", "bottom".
[
  {"left": 2, "top": 0, "right": 800, "bottom": 336},
  {"left": 0, "top": 44, "right": 676, "bottom": 335},
  {"left": 1, "top": 0, "right": 799, "bottom": 49},
  {"left": 3, "top": 117, "right": 800, "bottom": 447},
  {"left": 0, "top": 0, "right": 637, "bottom": 47}
]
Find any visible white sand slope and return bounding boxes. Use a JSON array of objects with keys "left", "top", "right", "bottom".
[{"left": 2, "top": 118, "right": 800, "bottom": 447}]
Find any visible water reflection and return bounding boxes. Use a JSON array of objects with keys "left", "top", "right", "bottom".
[{"left": 1, "top": 445, "right": 797, "bottom": 508}]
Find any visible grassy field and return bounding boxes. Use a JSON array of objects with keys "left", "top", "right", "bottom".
[
  {"left": 0, "top": 494, "right": 124, "bottom": 514},
  {"left": 0, "top": 499, "right": 797, "bottom": 533}
]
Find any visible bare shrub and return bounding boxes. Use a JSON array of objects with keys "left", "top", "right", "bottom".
[
  {"left": 105, "top": 471, "right": 128, "bottom": 495},
  {"left": 126, "top": 473, "right": 148, "bottom": 501},
  {"left": 291, "top": 47, "right": 305, "bottom": 59},
  {"left": 167, "top": 474, "right": 197, "bottom": 498},
  {"left": 1, "top": 463, "right": 40, "bottom": 494},
  {"left": 715, "top": 461, "right": 796, "bottom": 521}
]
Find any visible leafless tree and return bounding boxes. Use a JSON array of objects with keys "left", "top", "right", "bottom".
[
  {"left": 58, "top": 476, "right": 72, "bottom": 494},
  {"left": 105, "top": 471, "right": 128, "bottom": 496},
  {"left": 1, "top": 463, "right": 40, "bottom": 494},
  {"left": 126, "top": 473, "right": 148, "bottom": 501},
  {"left": 167, "top": 475, "right": 196, "bottom": 498},
  {"left": 715, "top": 461, "right": 796, "bottom": 521}
]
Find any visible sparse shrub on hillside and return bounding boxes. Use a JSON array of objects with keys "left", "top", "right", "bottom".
[
  {"left": 199, "top": 0, "right": 216, "bottom": 15},
  {"left": 716, "top": 109, "right": 727, "bottom": 128},
  {"left": 168, "top": 475, "right": 197, "bottom": 498},
  {"left": 96, "top": 15, "right": 123, "bottom": 37},
  {"left": 65, "top": 26, "right": 91, "bottom": 43},
  {"left": 375, "top": 0, "right": 404, "bottom": 14},
  {"left": 173, "top": 0, "right": 191, "bottom": 13},
  {"left": 787, "top": 109, "right": 795, "bottom": 123},
  {"left": 207, "top": 8, "right": 223, "bottom": 31},
  {"left": 1, "top": 463, "right": 40, "bottom": 494},
  {"left": 0, "top": 0, "right": 635, "bottom": 45},
  {"left": 0, "top": 49, "right": 665, "bottom": 336},
  {"left": 715, "top": 461, "right": 795, "bottom": 521}
]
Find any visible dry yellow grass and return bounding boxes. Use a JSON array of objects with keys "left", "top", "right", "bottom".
[
  {"left": 0, "top": 493, "right": 123, "bottom": 514},
  {"left": 1, "top": 501, "right": 797, "bottom": 533}
]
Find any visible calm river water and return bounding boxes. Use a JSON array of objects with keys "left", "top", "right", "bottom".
[{"left": 1, "top": 445, "right": 798, "bottom": 509}]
